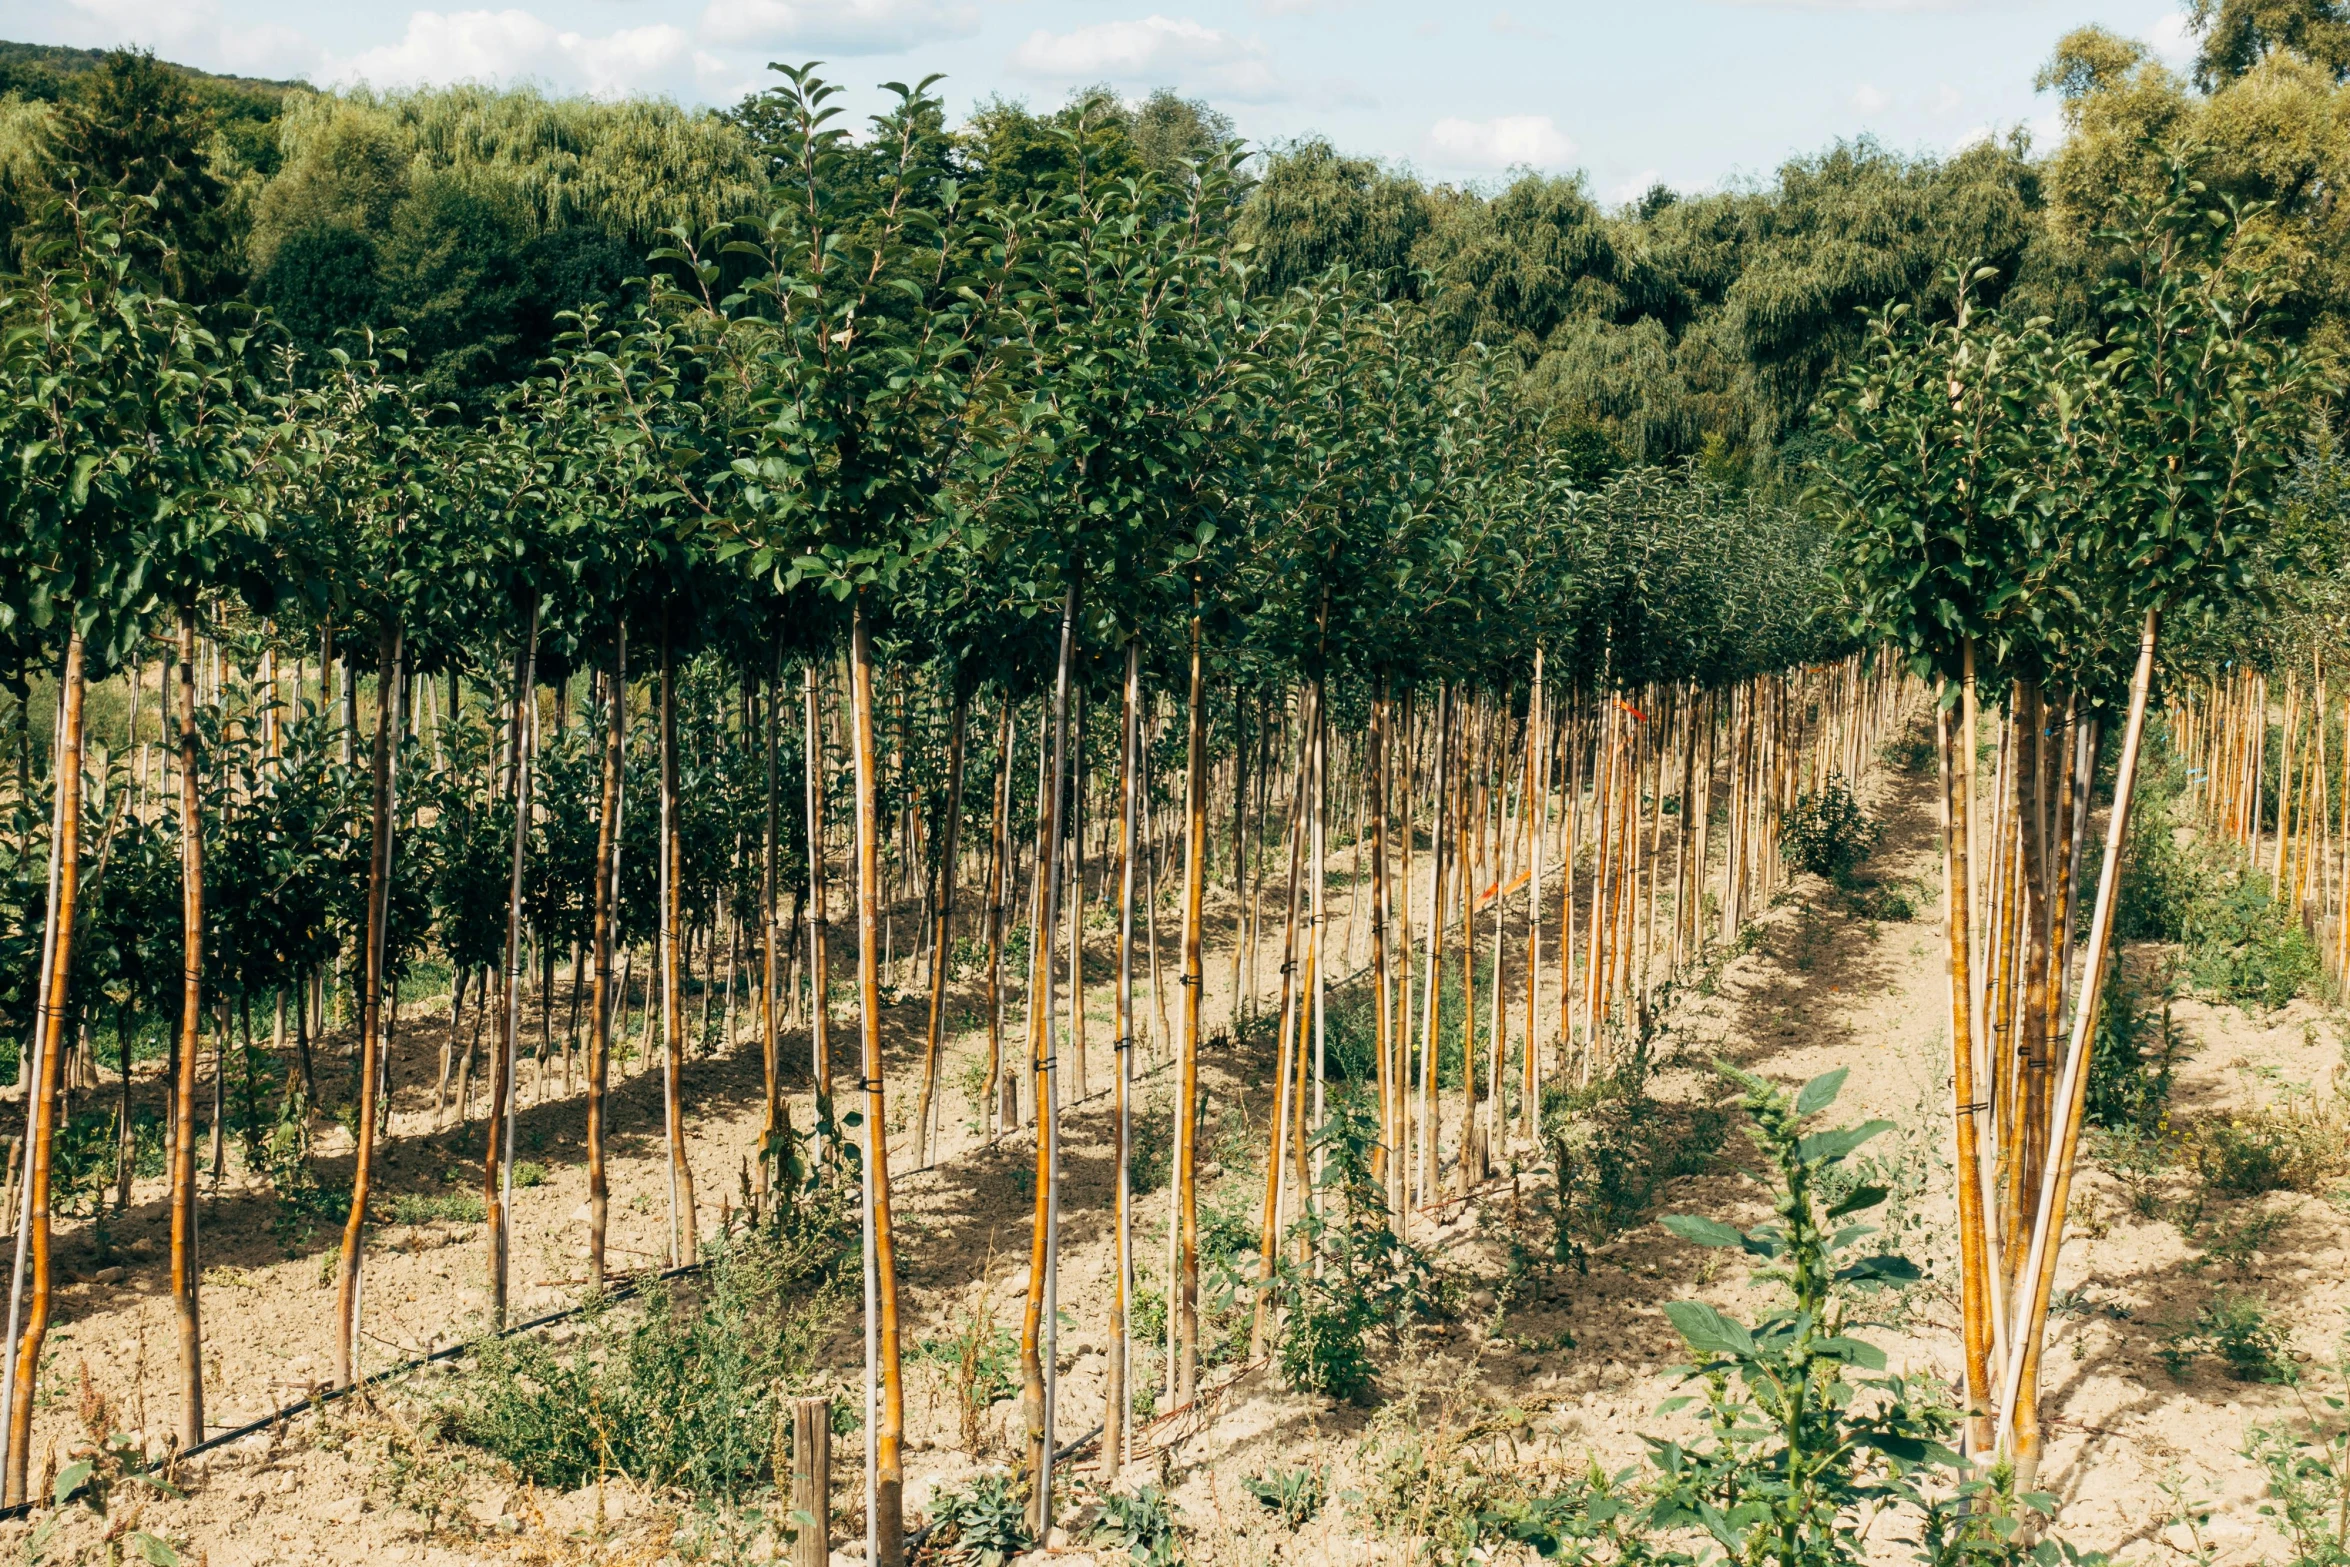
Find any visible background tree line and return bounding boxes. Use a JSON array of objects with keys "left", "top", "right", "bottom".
[{"left": 5, "top": 2, "right": 2346, "bottom": 482}]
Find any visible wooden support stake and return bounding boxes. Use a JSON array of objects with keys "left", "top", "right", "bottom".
[{"left": 791, "top": 1396, "right": 832, "bottom": 1567}]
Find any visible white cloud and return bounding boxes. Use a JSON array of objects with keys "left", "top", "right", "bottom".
[
  {"left": 333, "top": 10, "right": 700, "bottom": 98},
  {"left": 1606, "top": 167, "right": 1661, "bottom": 205},
  {"left": 1490, "top": 10, "right": 1552, "bottom": 38},
  {"left": 62, "top": 0, "right": 324, "bottom": 79},
  {"left": 1427, "top": 113, "right": 1576, "bottom": 171},
  {"left": 1850, "top": 82, "right": 1890, "bottom": 112},
  {"left": 1705, "top": 0, "right": 1980, "bottom": 10},
  {"left": 2145, "top": 10, "right": 2198, "bottom": 66},
  {"left": 1931, "top": 82, "right": 1962, "bottom": 114},
  {"left": 1011, "top": 15, "right": 1283, "bottom": 100},
  {"left": 697, "top": 0, "right": 979, "bottom": 54}
]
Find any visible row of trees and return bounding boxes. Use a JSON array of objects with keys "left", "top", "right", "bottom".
[
  {"left": 0, "top": 56, "right": 1887, "bottom": 1547},
  {"left": 1818, "top": 162, "right": 2313, "bottom": 1489}
]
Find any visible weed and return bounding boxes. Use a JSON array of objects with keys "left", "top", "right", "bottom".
[
  {"left": 2246, "top": 1331, "right": 2350, "bottom": 1567},
  {"left": 1093, "top": 1485, "right": 1183, "bottom": 1566},
  {"left": 1540, "top": 1057, "right": 1728, "bottom": 1274},
  {"left": 2160, "top": 1290, "right": 2294, "bottom": 1383},
  {"left": 913, "top": 1293, "right": 1016, "bottom": 1454},
  {"left": 1270, "top": 1094, "right": 1432, "bottom": 1401},
  {"left": 1512, "top": 1064, "right": 2101, "bottom": 1567},
  {"left": 1353, "top": 1405, "right": 1543, "bottom": 1567},
  {"left": 2191, "top": 1206, "right": 2288, "bottom": 1278},
  {"left": 1841, "top": 879, "right": 1918, "bottom": 923},
  {"left": 512, "top": 1160, "right": 548, "bottom": 1189},
  {"left": 384, "top": 1192, "right": 487, "bottom": 1226},
  {"left": 2089, "top": 1122, "right": 2177, "bottom": 1218},
  {"left": 441, "top": 1202, "right": 851, "bottom": 1499},
  {"left": 1244, "top": 1465, "right": 1325, "bottom": 1527},
  {"left": 2188, "top": 874, "right": 2325, "bottom": 1010},
  {"left": 2190, "top": 1099, "right": 2348, "bottom": 1198},
  {"left": 2086, "top": 963, "right": 2181, "bottom": 1134},
  {"left": 920, "top": 1471, "right": 1030, "bottom": 1567},
  {"left": 1880, "top": 726, "right": 1936, "bottom": 775},
  {"left": 1779, "top": 775, "right": 1879, "bottom": 885},
  {"left": 955, "top": 1050, "right": 991, "bottom": 1128}
]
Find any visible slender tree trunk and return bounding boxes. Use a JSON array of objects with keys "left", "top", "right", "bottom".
[
  {"left": 916, "top": 694, "right": 969, "bottom": 1168},
  {"left": 848, "top": 608, "right": 907, "bottom": 1567},
  {"left": 587, "top": 625, "right": 626, "bottom": 1282},
  {"left": 483, "top": 612, "right": 536, "bottom": 1324},
  {"left": 1021, "top": 583, "right": 1078, "bottom": 1534},
  {"left": 1250, "top": 704, "right": 1311, "bottom": 1358},
  {"left": 2, "top": 633, "right": 81, "bottom": 1504},
  {"left": 1421, "top": 686, "right": 1448, "bottom": 1202},
  {"left": 983, "top": 700, "right": 1013, "bottom": 1136},
  {"left": 1999, "top": 610, "right": 2160, "bottom": 1484},
  {"left": 1937, "top": 682, "right": 1995, "bottom": 1459},
  {"left": 1175, "top": 593, "right": 1208, "bottom": 1402},
  {"left": 1106, "top": 641, "right": 1140, "bottom": 1482},
  {"left": 806, "top": 664, "right": 833, "bottom": 1168},
  {"left": 1371, "top": 680, "right": 1394, "bottom": 1206},
  {"left": 759, "top": 648, "right": 783, "bottom": 1201},
  {"left": 660, "top": 623, "right": 699, "bottom": 1264},
  {"left": 335, "top": 622, "right": 403, "bottom": 1384},
  {"left": 167, "top": 611, "right": 205, "bottom": 1448},
  {"left": 1523, "top": 652, "right": 1543, "bottom": 1136}
]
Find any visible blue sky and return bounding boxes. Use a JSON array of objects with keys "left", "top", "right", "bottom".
[{"left": 5, "top": 0, "right": 2194, "bottom": 200}]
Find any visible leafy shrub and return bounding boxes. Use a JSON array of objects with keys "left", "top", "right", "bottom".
[
  {"left": 442, "top": 1210, "right": 849, "bottom": 1499},
  {"left": 2159, "top": 1290, "right": 2293, "bottom": 1383},
  {"left": 1093, "top": 1484, "right": 1184, "bottom": 1566},
  {"left": 1272, "top": 1094, "right": 1432, "bottom": 1401},
  {"left": 2085, "top": 965, "right": 2180, "bottom": 1133},
  {"left": 921, "top": 1471, "right": 1031, "bottom": 1567},
  {"left": 1778, "top": 775, "right": 1878, "bottom": 884},
  {"left": 2117, "top": 800, "right": 2210, "bottom": 944},
  {"left": 2184, "top": 873, "right": 2324, "bottom": 1011},
  {"left": 1879, "top": 725, "right": 1936, "bottom": 775}
]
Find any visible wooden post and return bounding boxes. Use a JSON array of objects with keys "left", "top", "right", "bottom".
[{"left": 790, "top": 1395, "right": 832, "bottom": 1567}]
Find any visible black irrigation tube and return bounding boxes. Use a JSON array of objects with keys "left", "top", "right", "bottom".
[{"left": 0, "top": 1258, "right": 710, "bottom": 1524}]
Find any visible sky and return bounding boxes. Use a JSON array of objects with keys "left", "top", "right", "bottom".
[{"left": 4, "top": 0, "right": 2200, "bottom": 201}]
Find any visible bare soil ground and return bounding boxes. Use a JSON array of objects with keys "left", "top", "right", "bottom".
[{"left": 7, "top": 733, "right": 2345, "bottom": 1566}]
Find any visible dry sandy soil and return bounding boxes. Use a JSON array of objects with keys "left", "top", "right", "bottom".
[{"left": 5, "top": 728, "right": 2346, "bottom": 1566}]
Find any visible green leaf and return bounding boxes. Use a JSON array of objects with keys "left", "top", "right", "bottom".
[
  {"left": 52, "top": 1460, "right": 93, "bottom": 1506},
  {"left": 1794, "top": 1068, "right": 1847, "bottom": 1118},
  {"left": 1813, "top": 1334, "right": 1888, "bottom": 1370},
  {"left": 1795, "top": 1120, "right": 1893, "bottom": 1166},
  {"left": 1825, "top": 1184, "right": 1887, "bottom": 1218},
  {"left": 1835, "top": 1254, "right": 1923, "bottom": 1286},
  {"left": 133, "top": 1532, "right": 181, "bottom": 1566},
  {"left": 1662, "top": 1300, "right": 1755, "bottom": 1360},
  {"left": 1659, "top": 1214, "right": 1743, "bottom": 1248}
]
